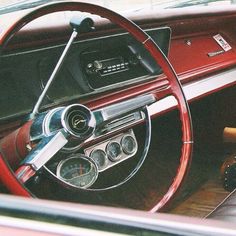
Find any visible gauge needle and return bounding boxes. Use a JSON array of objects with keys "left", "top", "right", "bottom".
[{"left": 79, "top": 164, "right": 83, "bottom": 175}]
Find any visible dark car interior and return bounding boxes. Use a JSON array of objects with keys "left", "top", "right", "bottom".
[{"left": 1, "top": 1, "right": 236, "bottom": 227}]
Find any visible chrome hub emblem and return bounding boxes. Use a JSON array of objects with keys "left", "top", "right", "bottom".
[
  {"left": 62, "top": 104, "right": 95, "bottom": 139},
  {"left": 72, "top": 115, "right": 87, "bottom": 131}
]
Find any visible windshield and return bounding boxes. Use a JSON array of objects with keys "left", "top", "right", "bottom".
[{"left": 1, "top": 0, "right": 236, "bottom": 14}]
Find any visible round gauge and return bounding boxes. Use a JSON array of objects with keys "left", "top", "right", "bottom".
[
  {"left": 56, "top": 155, "right": 98, "bottom": 189},
  {"left": 90, "top": 149, "right": 107, "bottom": 170},
  {"left": 106, "top": 141, "right": 122, "bottom": 162},
  {"left": 121, "top": 135, "right": 137, "bottom": 155}
]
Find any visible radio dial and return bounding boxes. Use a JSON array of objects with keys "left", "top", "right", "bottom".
[
  {"left": 86, "top": 61, "right": 103, "bottom": 74},
  {"left": 93, "top": 60, "right": 103, "bottom": 70}
]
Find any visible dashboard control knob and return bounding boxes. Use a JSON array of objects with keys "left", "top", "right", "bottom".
[
  {"left": 86, "top": 61, "right": 103, "bottom": 75},
  {"left": 93, "top": 60, "right": 103, "bottom": 70},
  {"left": 87, "top": 63, "right": 93, "bottom": 69}
]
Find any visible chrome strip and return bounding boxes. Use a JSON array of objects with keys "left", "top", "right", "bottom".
[
  {"left": 148, "top": 67, "right": 236, "bottom": 116},
  {"left": 94, "top": 94, "right": 156, "bottom": 124},
  {"left": 184, "top": 141, "right": 194, "bottom": 144},
  {"left": 142, "top": 36, "right": 151, "bottom": 44}
]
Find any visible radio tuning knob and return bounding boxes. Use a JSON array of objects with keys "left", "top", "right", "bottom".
[
  {"left": 93, "top": 60, "right": 103, "bottom": 70},
  {"left": 86, "top": 63, "right": 94, "bottom": 75},
  {"left": 87, "top": 63, "right": 93, "bottom": 69},
  {"left": 86, "top": 61, "right": 103, "bottom": 75}
]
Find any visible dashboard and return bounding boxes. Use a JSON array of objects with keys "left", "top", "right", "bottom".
[
  {"left": 0, "top": 27, "right": 170, "bottom": 122},
  {"left": 1, "top": 3, "right": 236, "bottom": 210}
]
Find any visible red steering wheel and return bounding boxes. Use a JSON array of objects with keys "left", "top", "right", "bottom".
[{"left": 0, "top": 1, "right": 193, "bottom": 212}]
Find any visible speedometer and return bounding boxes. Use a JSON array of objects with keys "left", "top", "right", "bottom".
[{"left": 56, "top": 154, "right": 98, "bottom": 189}]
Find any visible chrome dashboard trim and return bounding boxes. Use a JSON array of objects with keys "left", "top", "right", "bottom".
[
  {"left": 94, "top": 94, "right": 156, "bottom": 125},
  {"left": 84, "top": 129, "right": 138, "bottom": 172},
  {"left": 96, "top": 111, "right": 144, "bottom": 135}
]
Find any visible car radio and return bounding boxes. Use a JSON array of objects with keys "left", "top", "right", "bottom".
[
  {"left": 86, "top": 57, "right": 129, "bottom": 76},
  {"left": 80, "top": 27, "right": 171, "bottom": 90}
]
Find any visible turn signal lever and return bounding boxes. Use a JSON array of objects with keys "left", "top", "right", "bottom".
[{"left": 31, "top": 16, "right": 94, "bottom": 117}]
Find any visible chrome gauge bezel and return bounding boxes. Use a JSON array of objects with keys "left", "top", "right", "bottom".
[
  {"left": 56, "top": 154, "right": 98, "bottom": 189},
  {"left": 106, "top": 141, "right": 122, "bottom": 162},
  {"left": 85, "top": 129, "right": 138, "bottom": 172},
  {"left": 121, "top": 134, "right": 137, "bottom": 155},
  {"left": 90, "top": 149, "right": 108, "bottom": 171}
]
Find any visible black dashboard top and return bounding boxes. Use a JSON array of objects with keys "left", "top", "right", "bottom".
[{"left": 0, "top": 27, "right": 170, "bottom": 121}]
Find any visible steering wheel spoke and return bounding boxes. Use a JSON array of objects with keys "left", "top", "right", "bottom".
[{"left": 15, "top": 131, "right": 68, "bottom": 183}]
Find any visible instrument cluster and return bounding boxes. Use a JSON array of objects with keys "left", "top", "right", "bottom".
[
  {"left": 85, "top": 129, "right": 138, "bottom": 172},
  {"left": 56, "top": 129, "right": 138, "bottom": 189}
]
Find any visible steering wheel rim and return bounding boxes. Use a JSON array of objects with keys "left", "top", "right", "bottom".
[{"left": 0, "top": 1, "right": 193, "bottom": 212}]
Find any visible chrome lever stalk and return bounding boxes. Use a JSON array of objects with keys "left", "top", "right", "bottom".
[
  {"left": 31, "top": 30, "right": 78, "bottom": 117},
  {"left": 31, "top": 16, "right": 95, "bottom": 117}
]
